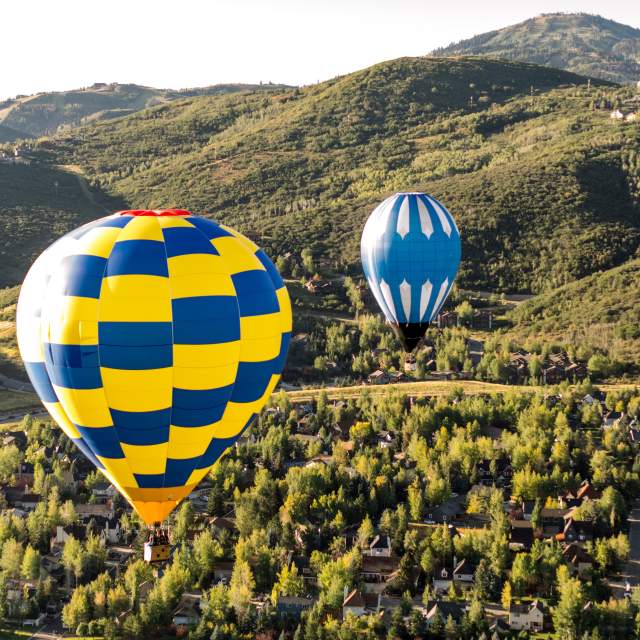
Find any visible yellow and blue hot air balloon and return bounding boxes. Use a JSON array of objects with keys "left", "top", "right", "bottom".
[
  {"left": 361, "top": 193, "right": 461, "bottom": 351},
  {"left": 17, "top": 209, "right": 291, "bottom": 525}
]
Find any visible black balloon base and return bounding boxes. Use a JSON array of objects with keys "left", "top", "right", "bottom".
[{"left": 392, "top": 322, "right": 429, "bottom": 353}]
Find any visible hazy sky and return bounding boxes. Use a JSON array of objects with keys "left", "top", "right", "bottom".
[{"left": 3, "top": 0, "right": 638, "bottom": 100}]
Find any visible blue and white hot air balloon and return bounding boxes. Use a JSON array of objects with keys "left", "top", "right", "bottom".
[{"left": 361, "top": 193, "right": 461, "bottom": 352}]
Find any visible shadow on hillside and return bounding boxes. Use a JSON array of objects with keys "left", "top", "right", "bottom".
[{"left": 0, "top": 163, "right": 128, "bottom": 287}]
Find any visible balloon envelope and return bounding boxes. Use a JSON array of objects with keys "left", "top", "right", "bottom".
[
  {"left": 17, "top": 209, "right": 291, "bottom": 524},
  {"left": 360, "top": 193, "right": 461, "bottom": 351}
]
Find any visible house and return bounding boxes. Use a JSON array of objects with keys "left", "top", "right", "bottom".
[
  {"left": 276, "top": 595, "right": 316, "bottom": 619},
  {"left": 23, "top": 612, "right": 46, "bottom": 627},
  {"left": 542, "top": 364, "right": 562, "bottom": 385},
  {"left": 342, "top": 589, "right": 367, "bottom": 617},
  {"left": 92, "top": 482, "right": 118, "bottom": 500},
  {"left": 557, "top": 489, "right": 581, "bottom": 509},
  {"left": 209, "top": 516, "right": 237, "bottom": 534},
  {"left": 404, "top": 357, "right": 417, "bottom": 373},
  {"left": 452, "top": 558, "right": 476, "bottom": 588},
  {"left": 540, "top": 508, "right": 570, "bottom": 536},
  {"left": 366, "top": 535, "right": 392, "bottom": 558},
  {"left": 432, "top": 566, "right": 453, "bottom": 594},
  {"left": 437, "top": 311, "right": 459, "bottom": 329},
  {"left": 424, "top": 600, "right": 465, "bottom": 626},
  {"left": 213, "top": 561, "right": 234, "bottom": 583},
  {"left": 52, "top": 524, "right": 87, "bottom": 547},
  {"left": 291, "top": 556, "right": 318, "bottom": 586},
  {"left": 472, "top": 310, "right": 492, "bottom": 330},
  {"left": 424, "top": 496, "right": 463, "bottom": 524},
  {"left": 79, "top": 516, "right": 121, "bottom": 545},
  {"left": 563, "top": 543, "right": 594, "bottom": 576},
  {"left": 172, "top": 595, "right": 201, "bottom": 628},
  {"left": 562, "top": 518, "right": 593, "bottom": 545},
  {"left": 520, "top": 500, "right": 535, "bottom": 521},
  {"left": 509, "top": 600, "right": 545, "bottom": 631},
  {"left": 576, "top": 481, "right": 601, "bottom": 502},
  {"left": 376, "top": 431, "right": 394, "bottom": 449},
  {"left": 10, "top": 492, "right": 41, "bottom": 512},
  {"left": 76, "top": 500, "right": 115, "bottom": 520},
  {"left": 510, "top": 521, "right": 534, "bottom": 551},
  {"left": 367, "top": 370, "right": 389, "bottom": 385},
  {"left": 489, "top": 618, "right": 511, "bottom": 637},
  {"left": 360, "top": 555, "right": 400, "bottom": 593},
  {"left": 603, "top": 411, "right": 624, "bottom": 429}
]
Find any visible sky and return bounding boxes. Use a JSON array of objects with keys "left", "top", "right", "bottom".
[{"left": 2, "top": 0, "right": 639, "bottom": 100}]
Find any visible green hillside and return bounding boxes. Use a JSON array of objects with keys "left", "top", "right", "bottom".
[
  {"left": 506, "top": 258, "right": 640, "bottom": 367},
  {"left": 433, "top": 13, "right": 640, "bottom": 84},
  {"left": 15, "top": 56, "right": 638, "bottom": 295},
  {"left": 0, "top": 123, "right": 33, "bottom": 143},
  {"left": 0, "top": 162, "right": 126, "bottom": 286},
  {"left": 2, "top": 57, "right": 639, "bottom": 295},
  {"left": 0, "top": 82, "right": 290, "bottom": 139}
]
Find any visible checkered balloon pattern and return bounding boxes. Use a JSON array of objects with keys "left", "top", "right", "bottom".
[{"left": 17, "top": 210, "right": 291, "bottom": 524}]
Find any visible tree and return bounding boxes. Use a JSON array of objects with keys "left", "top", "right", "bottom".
[
  {"left": 107, "top": 584, "right": 130, "bottom": 618},
  {"left": 455, "top": 300, "right": 473, "bottom": 326},
  {"left": 0, "top": 538, "right": 23, "bottom": 577},
  {"left": 553, "top": 565, "right": 585, "bottom": 639},
  {"left": 62, "top": 585, "right": 91, "bottom": 630},
  {"left": 62, "top": 535, "right": 84, "bottom": 586},
  {"left": 344, "top": 277, "right": 365, "bottom": 316},
  {"left": 408, "top": 478, "right": 424, "bottom": 521},
  {"left": 473, "top": 558, "right": 499, "bottom": 601},
  {"left": 271, "top": 562, "right": 305, "bottom": 604},
  {"left": 21, "top": 545, "right": 40, "bottom": 580},
  {"left": 0, "top": 445, "right": 22, "bottom": 483},
  {"left": 357, "top": 515, "right": 374, "bottom": 549},
  {"left": 60, "top": 500, "right": 77, "bottom": 526},
  {"left": 229, "top": 559, "right": 255, "bottom": 618},
  {"left": 172, "top": 500, "right": 194, "bottom": 544},
  {"left": 193, "top": 530, "right": 223, "bottom": 585},
  {"left": 587, "top": 354, "right": 611, "bottom": 380},
  {"left": 501, "top": 581, "right": 512, "bottom": 610},
  {"left": 300, "top": 248, "right": 314, "bottom": 275}
]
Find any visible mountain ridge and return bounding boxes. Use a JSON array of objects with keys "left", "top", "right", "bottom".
[
  {"left": 0, "top": 81, "right": 291, "bottom": 141},
  {"left": 432, "top": 13, "right": 640, "bottom": 84},
  {"left": 0, "top": 56, "right": 637, "bottom": 297}
]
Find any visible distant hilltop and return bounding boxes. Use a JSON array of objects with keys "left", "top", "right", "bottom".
[
  {"left": 0, "top": 81, "right": 291, "bottom": 141},
  {"left": 432, "top": 13, "right": 640, "bottom": 84}
]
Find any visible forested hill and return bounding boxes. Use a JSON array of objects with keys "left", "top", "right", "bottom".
[
  {"left": 432, "top": 13, "right": 640, "bottom": 84},
  {"left": 507, "top": 258, "right": 640, "bottom": 367},
  {"left": 1, "top": 56, "right": 639, "bottom": 294},
  {"left": 0, "top": 81, "right": 290, "bottom": 140}
]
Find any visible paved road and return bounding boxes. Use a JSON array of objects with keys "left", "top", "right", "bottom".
[
  {"left": 610, "top": 505, "right": 640, "bottom": 598},
  {"left": 27, "top": 620, "right": 64, "bottom": 640}
]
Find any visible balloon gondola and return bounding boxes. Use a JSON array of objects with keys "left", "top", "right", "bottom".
[
  {"left": 17, "top": 209, "right": 291, "bottom": 526},
  {"left": 360, "top": 193, "right": 461, "bottom": 352}
]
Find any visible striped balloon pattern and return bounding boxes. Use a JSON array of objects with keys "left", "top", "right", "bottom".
[
  {"left": 17, "top": 210, "right": 291, "bottom": 524},
  {"left": 361, "top": 193, "right": 461, "bottom": 350}
]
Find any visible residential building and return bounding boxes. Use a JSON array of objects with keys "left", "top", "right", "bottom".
[{"left": 509, "top": 600, "right": 545, "bottom": 631}]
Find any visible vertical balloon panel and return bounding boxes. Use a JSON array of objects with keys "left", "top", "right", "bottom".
[{"left": 361, "top": 193, "right": 461, "bottom": 351}]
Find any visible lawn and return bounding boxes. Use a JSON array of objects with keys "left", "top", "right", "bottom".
[
  {"left": 0, "top": 389, "right": 41, "bottom": 413},
  {"left": 0, "top": 628, "right": 35, "bottom": 640},
  {"left": 284, "top": 379, "right": 534, "bottom": 402},
  {"left": 284, "top": 379, "right": 640, "bottom": 402}
]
